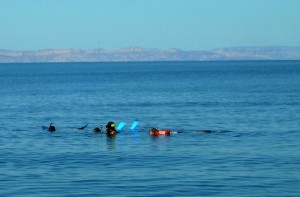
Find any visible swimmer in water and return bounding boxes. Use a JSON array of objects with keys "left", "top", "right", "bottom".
[
  {"left": 106, "top": 121, "right": 118, "bottom": 135},
  {"left": 149, "top": 128, "right": 171, "bottom": 136},
  {"left": 48, "top": 123, "right": 56, "bottom": 132},
  {"left": 93, "top": 124, "right": 102, "bottom": 132}
]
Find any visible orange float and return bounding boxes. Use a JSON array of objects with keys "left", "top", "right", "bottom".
[{"left": 149, "top": 128, "right": 171, "bottom": 136}]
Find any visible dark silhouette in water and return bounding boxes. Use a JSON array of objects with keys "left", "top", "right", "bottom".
[
  {"left": 106, "top": 121, "right": 118, "bottom": 135},
  {"left": 201, "top": 130, "right": 213, "bottom": 133},
  {"left": 78, "top": 123, "right": 88, "bottom": 130},
  {"left": 93, "top": 124, "right": 102, "bottom": 132},
  {"left": 48, "top": 123, "right": 56, "bottom": 132},
  {"left": 193, "top": 130, "right": 230, "bottom": 134}
]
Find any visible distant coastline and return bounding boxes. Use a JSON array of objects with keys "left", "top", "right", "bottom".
[{"left": 1, "top": 46, "right": 300, "bottom": 63}]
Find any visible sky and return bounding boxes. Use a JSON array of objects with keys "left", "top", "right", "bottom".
[{"left": 1, "top": 0, "right": 300, "bottom": 51}]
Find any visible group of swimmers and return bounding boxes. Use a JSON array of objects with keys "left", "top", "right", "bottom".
[{"left": 46, "top": 121, "right": 172, "bottom": 136}]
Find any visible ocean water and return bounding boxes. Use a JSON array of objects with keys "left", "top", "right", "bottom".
[{"left": 0, "top": 61, "right": 299, "bottom": 196}]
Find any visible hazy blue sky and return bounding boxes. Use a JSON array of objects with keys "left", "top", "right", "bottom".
[{"left": 1, "top": 0, "right": 299, "bottom": 51}]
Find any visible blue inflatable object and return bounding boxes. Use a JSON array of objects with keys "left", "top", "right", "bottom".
[
  {"left": 130, "top": 121, "right": 139, "bottom": 130},
  {"left": 116, "top": 122, "right": 126, "bottom": 131}
]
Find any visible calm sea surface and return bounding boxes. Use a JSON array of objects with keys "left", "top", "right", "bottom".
[{"left": 0, "top": 61, "right": 299, "bottom": 196}]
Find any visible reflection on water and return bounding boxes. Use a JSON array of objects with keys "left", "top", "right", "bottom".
[{"left": 106, "top": 134, "right": 117, "bottom": 150}]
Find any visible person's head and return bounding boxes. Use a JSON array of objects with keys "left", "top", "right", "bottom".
[
  {"left": 149, "top": 128, "right": 159, "bottom": 135},
  {"left": 48, "top": 123, "right": 56, "bottom": 131},
  {"left": 106, "top": 121, "right": 115, "bottom": 130},
  {"left": 106, "top": 122, "right": 117, "bottom": 135}
]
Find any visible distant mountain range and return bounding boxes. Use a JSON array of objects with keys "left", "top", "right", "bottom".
[{"left": 0, "top": 46, "right": 300, "bottom": 63}]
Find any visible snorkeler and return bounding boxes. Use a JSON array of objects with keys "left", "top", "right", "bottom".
[
  {"left": 48, "top": 123, "right": 56, "bottom": 132},
  {"left": 149, "top": 128, "right": 171, "bottom": 136},
  {"left": 106, "top": 121, "right": 119, "bottom": 135},
  {"left": 93, "top": 124, "right": 102, "bottom": 132}
]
